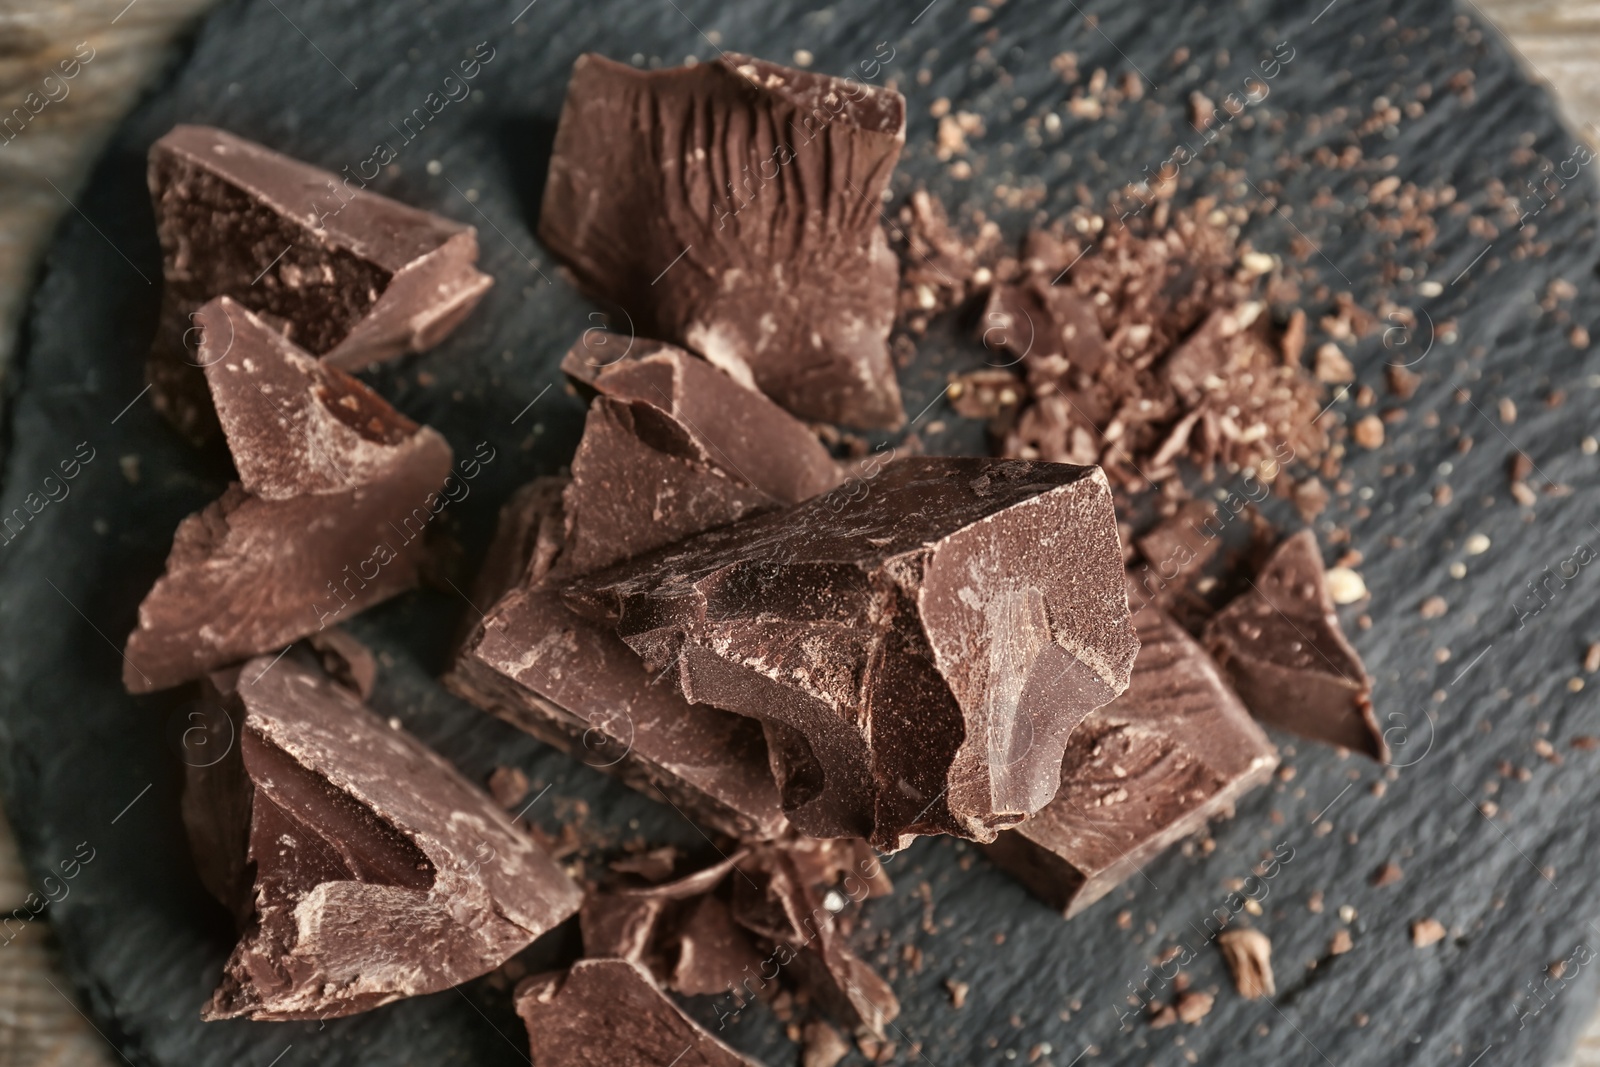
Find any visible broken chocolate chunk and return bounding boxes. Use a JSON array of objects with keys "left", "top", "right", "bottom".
[
  {"left": 124, "top": 298, "right": 452, "bottom": 693},
  {"left": 304, "top": 627, "right": 377, "bottom": 699},
  {"left": 516, "top": 959, "right": 761, "bottom": 1067},
  {"left": 446, "top": 480, "right": 789, "bottom": 841},
  {"left": 558, "top": 337, "right": 843, "bottom": 573},
  {"left": 1203, "top": 530, "right": 1386, "bottom": 760},
  {"left": 186, "top": 655, "right": 581, "bottom": 1020},
  {"left": 565, "top": 456, "right": 1138, "bottom": 850},
  {"left": 563, "top": 334, "right": 844, "bottom": 506},
  {"left": 985, "top": 602, "right": 1278, "bottom": 917},
  {"left": 539, "top": 53, "right": 907, "bottom": 428},
  {"left": 729, "top": 847, "right": 898, "bottom": 1037},
  {"left": 147, "top": 125, "right": 491, "bottom": 442},
  {"left": 562, "top": 396, "right": 779, "bottom": 575}
]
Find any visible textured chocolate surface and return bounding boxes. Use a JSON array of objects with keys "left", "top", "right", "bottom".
[
  {"left": 567, "top": 456, "right": 1138, "bottom": 850},
  {"left": 186, "top": 655, "right": 581, "bottom": 1021},
  {"left": 446, "top": 476, "right": 789, "bottom": 841},
  {"left": 564, "top": 334, "right": 844, "bottom": 505},
  {"left": 1204, "top": 529, "right": 1386, "bottom": 760},
  {"left": 148, "top": 124, "right": 492, "bottom": 440},
  {"left": 986, "top": 603, "right": 1278, "bottom": 917},
  {"left": 539, "top": 53, "right": 907, "bottom": 428},
  {"left": 516, "top": 959, "right": 760, "bottom": 1067},
  {"left": 579, "top": 839, "right": 893, "bottom": 1029},
  {"left": 123, "top": 298, "right": 452, "bottom": 693},
  {"left": 559, "top": 336, "right": 842, "bottom": 574}
]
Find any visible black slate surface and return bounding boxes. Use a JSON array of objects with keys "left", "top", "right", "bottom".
[{"left": 3, "top": 0, "right": 1599, "bottom": 1064}]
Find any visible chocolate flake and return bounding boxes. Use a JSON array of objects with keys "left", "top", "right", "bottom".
[{"left": 539, "top": 54, "right": 907, "bottom": 427}]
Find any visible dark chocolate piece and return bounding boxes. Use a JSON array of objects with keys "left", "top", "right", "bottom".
[
  {"left": 446, "top": 482, "right": 789, "bottom": 841},
  {"left": 672, "top": 893, "right": 764, "bottom": 996},
  {"left": 186, "top": 656, "right": 581, "bottom": 1021},
  {"left": 580, "top": 893, "right": 667, "bottom": 965},
  {"left": 516, "top": 960, "right": 761, "bottom": 1067},
  {"left": 562, "top": 396, "right": 777, "bottom": 575},
  {"left": 985, "top": 603, "right": 1278, "bottom": 917},
  {"left": 124, "top": 298, "right": 452, "bottom": 693},
  {"left": 563, "top": 334, "right": 844, "bottom": 505},
  {"left": 148, "top": 124, "right": 492, "bottom": 441},
  {"left": 566, "top": 456, "right": 1138, "bottom": 850},
  {"left": 539, "top": 54, "right": 907, "bottom": 428},
  {"left": 1203, "top": 530, "right": 1386, "bottom": 760}
]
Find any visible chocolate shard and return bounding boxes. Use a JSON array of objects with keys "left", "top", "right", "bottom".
[
  {"left": 445, "top": 482, "right": 789, "bottom": 841},
  {"left": 565, "top": 456, "right": 1139, "bottom": 850},
  {"left": 1202, "top": 530, "right": 1386, "bottom": 760},
  {"left": 561, "top": 396, "right": 778, "bottom": 575},
  {"left": 563, "top": 333, "right": 845, "bottom": 505},
  {"left": 187, "top": 655, "right": 581, "bottom": 1021},
  {"left": 672, "top": 893, "right": 764, "bottom": 996},
  {"left": 539, "top": 53, "right": 908, "bottom": 428},
  {"left": 148, "top": 124, "right": 492, "bottom": 441},
  {"left": 730, "top": 850, "right": 898, "bottom": 1037},
  {"left": 516, "top": 960, "right": 761, "bottom": 1067},
  {"left": 984, "top": 603, "right": 1279, "bottom": 918},
  {"left": 580, "top": 893, "right": 667, "bottom": 965},
  {"left": 124, "top": 299, "right": 452, "bottom": 693}
]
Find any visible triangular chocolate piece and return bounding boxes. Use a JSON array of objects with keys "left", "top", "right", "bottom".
[
  {"left": 1203, "top": 530, "right": 1385, "bottom": 760},
  {"left": 123, "top": 298, "right": 452, "bottom": 693}
]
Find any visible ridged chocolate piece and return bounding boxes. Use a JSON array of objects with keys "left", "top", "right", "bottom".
[
  {"left": 539, "top": 54, "right": 907, "bottom": 428},
  {"left": 516, "top": 960, "right": 761, "bottom": 1067},
  {"left": 1203, "top": 529, "right": 1386, "bottom": 760},
  {"left": 148, "top": 124, "right": 492, "bottom": 441},
  {"left": 985, "top": 603, "right": 1278, "bottom": 917},
  {"left": 446, "top": 478, "right": 789, "bottom": 842},
  {"left": 565, "top": 456, "right": 1138, "bottom": 851},
  {"left": 123, "top": 297, "right": 452, "bottom": 693},
  {"left": 185, "top": 655, "right": 581, "bottom": 1021}
]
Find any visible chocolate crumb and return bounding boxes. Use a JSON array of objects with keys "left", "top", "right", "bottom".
[
  {"left": 488, "top": 766, "right": 530, "bottom": 808},
  {"left": 1217, "top": 928, "right": 1275, "bottom": 998},
  {"left": 1175, "top": 990, "right": 1214, "bottom": 1024},
  {"left": 1371, "top": 862, "right": 1403, "bottom": 887},
  {"left": 1352, "top": 415, "right": 1385, "bottom": 449},
  {"left": 945, "top": 978, "right": 970, "bottom": 1009},
  {"left": 1329, "top": 929, "right": 1353, "bottom": 955},
  {"left": 1411, "top": 918, "right": 1447, "bottom": 948}
]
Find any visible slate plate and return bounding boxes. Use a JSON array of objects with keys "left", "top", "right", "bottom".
[{"left": 4, "top": 0, "right": 1600, "bottom": 1063}]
